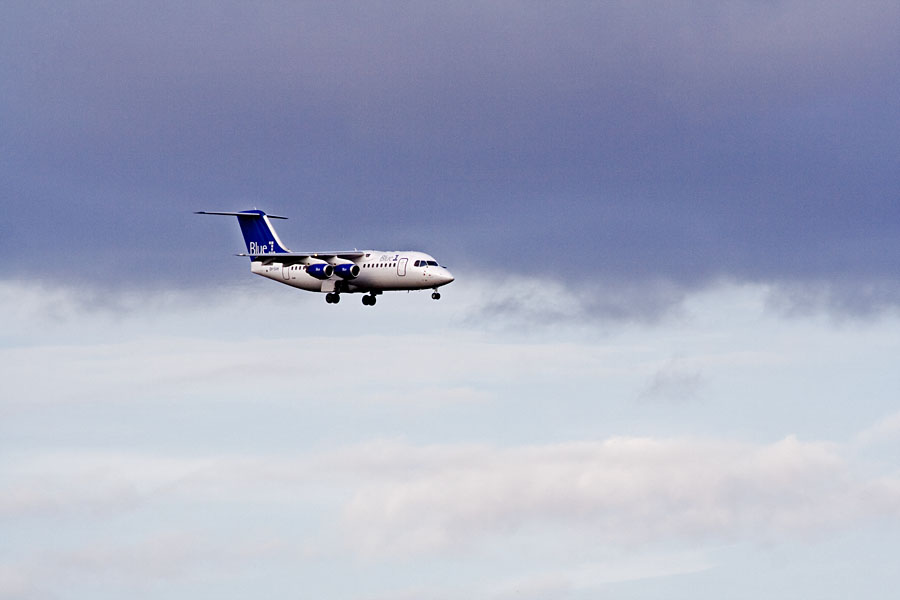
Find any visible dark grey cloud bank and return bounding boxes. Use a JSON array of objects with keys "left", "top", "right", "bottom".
[{"left": 2, "top": 1, "right": 898, "bottom": 314}]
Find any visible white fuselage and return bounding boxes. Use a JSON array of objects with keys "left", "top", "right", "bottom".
[{"left": 250, "top": 250, "right": 454, "bottom": 294}]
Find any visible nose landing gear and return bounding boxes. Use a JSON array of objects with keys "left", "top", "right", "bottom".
[{"left": 431, "top": 291, "right": 441, "bottom": 300}]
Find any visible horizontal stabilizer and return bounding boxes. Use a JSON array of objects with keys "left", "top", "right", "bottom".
[
  {"left": 195, "top": 211, "right": 288, "bottom": 219},
  {"left": 197, "top": 209, "right": 291, "bottom": 254}
]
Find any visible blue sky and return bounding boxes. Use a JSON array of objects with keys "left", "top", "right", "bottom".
[{"left": 2, "top": 2, "right": 899, "bottom": 599}]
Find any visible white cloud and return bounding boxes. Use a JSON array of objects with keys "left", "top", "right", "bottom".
[
  {"left": 49, "top": 530, "right": 288, "bottom": 581},
  {"left": 1, "top": 276, "right": 647, "bottom": 413},
  {"left": 0, "top": 564, "right": 44, "bottom": 600},
  {"left": 855, "top": 411, "right": 900, "bottom": 446},
  {"left": 1, "top": 530, "right": 292, "bottom": 600},
  {"left": 6, "top": 434, "right": 897, "bottom": 555},
  {"left": 485, "top": 550, "right": 713, "bottom": 599},
  {"left": 0, "top": 452, "right": 218, "bottom": 519},
  {"left": 3, "top": 278, "right": 900, "bottom": 599},
  {"left": 339, "top": 436, "right": 896, "bottom": 557},
  {"left": 2, "top": 433, "right": 900, "bottom": 599},
  {"left": 638, "top": 356, "right": 706, "bottom": 403},
  {"left": 0, "top": 474, "right": 138, "bottom": 519}
]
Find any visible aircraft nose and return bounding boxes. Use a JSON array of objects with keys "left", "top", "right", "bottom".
[{"left": 440, "top": 269, "right": 455, "bottom": 285}]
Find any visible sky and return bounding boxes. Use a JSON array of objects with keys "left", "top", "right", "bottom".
[{"left": 1, "top": 1, "right": 899, "bottom": 599}]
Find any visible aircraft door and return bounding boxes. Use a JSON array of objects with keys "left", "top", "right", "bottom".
[
  {"left": 282, "top": 264, "right": 290, "bottom": 280},
  {"left": 398, "top": 258, "right": 407, "bottom": 276}
]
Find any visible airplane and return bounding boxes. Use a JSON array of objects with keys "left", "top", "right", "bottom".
[{"left": 197, "top": 209, "right": 454, "bottom": 305}]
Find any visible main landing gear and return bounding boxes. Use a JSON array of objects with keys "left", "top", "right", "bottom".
[
  {"left": 362, "top": 294, "right": 377, "bottom": 306},
  {"left": 325, "top": 293, "right": 341, "bottom": 304}
]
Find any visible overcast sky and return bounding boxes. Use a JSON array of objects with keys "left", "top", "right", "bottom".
[{"left": 2, "top": 2, "right": 899, "bottom": 599}]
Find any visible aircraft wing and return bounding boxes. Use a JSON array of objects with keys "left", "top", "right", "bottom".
[{"left": 238, "top": 251, "right": 367, "bottom": 264}]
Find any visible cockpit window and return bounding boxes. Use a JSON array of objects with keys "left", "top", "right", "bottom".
[{"left": 427, "top": 260, "right": 438, "bottom": 266}]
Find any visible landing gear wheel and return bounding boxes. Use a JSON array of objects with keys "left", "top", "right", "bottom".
[
  {"left": 362, "top": 294, "right": 377, "bottom": 306},
  {"left": 432, "top": 292, "right": 441, "bottom": 300},
  {"left": 326, "top": 293, "right": 341, "bottom": 304}
]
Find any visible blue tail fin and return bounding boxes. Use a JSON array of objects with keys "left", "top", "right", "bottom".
[{"left": 196, "top": 210, "right": 291, "bottom": 256}]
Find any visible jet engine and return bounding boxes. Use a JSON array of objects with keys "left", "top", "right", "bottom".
[
  {"left": 334, "top": 263, "right": 361, "bottom": 279},
  {"left": 306, "top": 263, "right": 334, "bottom": 280}
]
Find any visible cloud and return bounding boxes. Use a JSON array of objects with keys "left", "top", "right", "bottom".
[
  {"left": 765, "top": 278, "right": 900, "bottom": 319},
  {"left": 7, "top": 433, "right": 898, "bottom": 561},
  {"left": 0, "top": 452, "right": 215, "bottom": 519},
  {"left": 3, "top": 277, "right": 899, "bottom": 598},
  {"left": 2, "top": 530, "right": 291, "bottom": 600},
  {"left": 0, "top": 473, "right": 138, "bottom": 519},
  {"left": 4, "top": 428, "right": 900, "bottom": 599},
  {"left": 333, "top": 434, "right": 900, "bottom": 559},
  {"left": 638, "top": 357, "right": 706, "bottom": 403},
  {"left": 485, "top": 551, "right": 713, "bottom": 600},
  {"left": 0, "top": 564, "right": 45, "bottom": 600},
  {"left": 1, "top": 1, "right": 898, "bottom": 317},
  {"left": 461, "top": 275, "right": 693, "bottom": 327},
  {"left": 1, "top": 279, "right": 643, "bottom": 413},
  {"left": 855, "top": 411, "right": 900, "bottom": 446}
]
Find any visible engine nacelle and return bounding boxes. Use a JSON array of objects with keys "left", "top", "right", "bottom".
[
  {"left": 334, "top": 263, "right": 361, "bottom": 279},
  {"left": 306, "top": 263, "right": 334, "bottom": 280}
]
